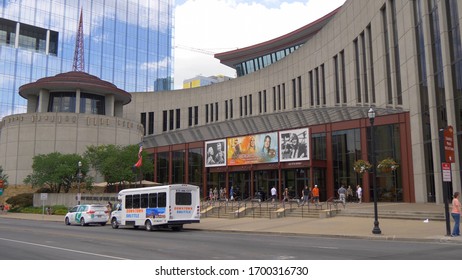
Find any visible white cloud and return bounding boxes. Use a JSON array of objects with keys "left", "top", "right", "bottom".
[{"left": 173, "top": 0, "right": 346, "bottom": 89}]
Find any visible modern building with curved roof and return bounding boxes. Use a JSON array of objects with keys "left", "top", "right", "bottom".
[
  {"left": 0, "top": 71, "right": 143, "bottom": 185},
  {"left": 124, "top": 0, "right": 462, "bottom": 205}
]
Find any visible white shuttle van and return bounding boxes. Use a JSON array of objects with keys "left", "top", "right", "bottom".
[{"left": 110, "top": 184, "right": 200, "bottom": 231}]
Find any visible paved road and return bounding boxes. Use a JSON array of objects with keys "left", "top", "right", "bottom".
[
  {"left": 0, "top": 216, "right": 461, "bottom": 260},
  {"left": 1, "top": 202, "right": 461, "bottom": 243}
]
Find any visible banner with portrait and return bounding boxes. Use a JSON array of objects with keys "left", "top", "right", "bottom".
[
  {"left": 279, "top": 128, "right": 310, "bottom": 162},
  {"left": 227, "top": 132, "right": 278, "bottom": 166},
  {"left": 205, "top": 139, "right": 227, "bottom": 167}
]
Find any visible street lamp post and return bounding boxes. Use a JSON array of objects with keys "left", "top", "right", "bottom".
[
  {"left": 77, "top": 161, "right": 82, "bottom": 205},
  {"left": 368, "top": 107, "right": 381, "bottom": 235}
]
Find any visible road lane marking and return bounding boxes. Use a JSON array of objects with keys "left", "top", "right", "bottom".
[{"left": 0, "top": 237, "right": 129, "bottom": 260}]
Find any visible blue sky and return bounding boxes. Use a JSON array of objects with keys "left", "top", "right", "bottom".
[{"left": 173, "top": 0, "right": 346, "bottom": 89}]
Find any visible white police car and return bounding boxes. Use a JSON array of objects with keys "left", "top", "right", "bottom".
[{"left": 64, "top": 204, "right": 109, "bottom": 226}]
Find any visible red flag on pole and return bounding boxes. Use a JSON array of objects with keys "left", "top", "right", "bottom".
[
  {"left": 133, "top": 143, "right": 143, "bottom": 168},
  {"left": 134, "top": 156, "right": 142, "bottom": 168}
]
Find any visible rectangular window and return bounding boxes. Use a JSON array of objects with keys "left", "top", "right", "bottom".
[
  {"left": 230, "top": 99, "right": 233, "bottom": 118},
  {"left": 321, "top": 64, "right": 326, "bottom": 105},
  {"left": 334, "top": 55, "right": 340, "bottom": 104},
  {"left": 244, "top": 96, "right": 248, "bottom": 116},
  {"left": 391, "top": 0, "right": 402, "bottom": 105},
  {"left": 205, "top": 104, "right": 209, "bottom": 123},
  {"left": 263, "top": 90, "right": 267, "bottom": 113},
  {"left": 169, "top": 109, "right": 174, "bottom": 130},
  {"left": 273, "top": 87, "right": 277, "bottom": 111},
  {"left": 361, "top": 32, "right": 369, "bottom": 103},
  {"left": 277, "top": 85, "right": 281, "bottom": 110},
  {"left": 309, "top": 71, "right": 314, "bottom": 106},
  {"left": 176, "top": 109, "right": 180, "bottom": 129},
  {"left": 354, "top": 38, "right": 361, "bottom": 102},
  {"left": 239, "top": 97, "right": 243, "bottom": 117},
  {"left": 258, "top": 91, "right": 262, "bottom": 113},
  {"left": 315, "top": 68, "right": 320, "bottom": 106},
  {"left": 382, "top": 6, "right": 393, "bottom": 104},
  {"left": 148, "top": 112, "right": 154, "bottom": 134},
  {"left": 341, "top": 50, "right": 347, "bottom": 103},
  {"left": 140, "top": 112, "right": 146, "bottom": 136},
  {"left": 176, "top": 192, "right": 192, "bottom": 205},
  {"left": 125, "top": 195, "right": 133, "bottom": 209},
  {"left": 188, "top": 107, "right": 193, "bottom": 126},
  {"left": 194, "top": 106, "right": 198, "bottom": 125},
  {"left": 225, "top": 100, "right": 229, "bottom": 119},
  {"left": 298, "top": 76, "right": 302, "bottom": 107},
  {"left": 148, "top": 193, "right": 157, "bottom": 208},
  {"left": 162, "top": 110, "right": 167, "bottom": 132},
  {"left": 282, "top": 83, "right": 286, "bottom": 109},
  {"left": 158, "top": 192, "right": 166, "bottom": 207},
  {"left": 292, "top": 78, "right": 297, "bottom": 108},
  {"left": 367, "top": 25, "right": 376, "bottom": 103},
  {"left": 215, "top": 102, "right": 218, "bottom": 121},
  {"left": 141, "top": 194, "right": 148, "bottom": 208},
  {"left": 132, "top": 194, "right": 140, "bottom": 208},
  {"left": 249, "top": 94, "right": 253, "bottom": 115},
  {"left": 210, "top": 103, "right": 214, "bottom": 122}
]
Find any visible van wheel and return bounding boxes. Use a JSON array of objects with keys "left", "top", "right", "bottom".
[
  {"left": 145, "top": 220, "right": 153, "bottom": 231},
  {"left": 111, "top": 218, "right": 119, "bottom": 229}
]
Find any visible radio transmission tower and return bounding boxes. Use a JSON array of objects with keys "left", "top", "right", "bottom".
[{"left": 72, "top": 8, "right": 85, "bottom": 72}]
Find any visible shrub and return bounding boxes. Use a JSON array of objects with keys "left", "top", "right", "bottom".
[{"left": 6, "top": 193, "right": 33, "bottom": 208}]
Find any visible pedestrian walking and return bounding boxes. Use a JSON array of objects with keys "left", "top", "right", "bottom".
[
  {"left": 451, "top": 192, "right": 461, "bottom": 237},
  {"left": 312, "top": 185, "right": 320, "bottom": 206},
  {"left": 271, "top": 186, "right": 277, "bottom": 203},
  {"left": 283, "top": 188, "right": 289, "bottom": 202},
  {"left": 346, "top": 185, "right": 353, "bottom": 202},
  {"left": 356, "top": 185, "right": 362, "bottom": 203},
  {"left": 229, "top": 185, "right": 234, "bottom": 201},
  {"left": 338, "top": 185, "right": 346, "bottom": 205},
  {"left": 301, "top": 186, "right": 310, "bottom": 206}
]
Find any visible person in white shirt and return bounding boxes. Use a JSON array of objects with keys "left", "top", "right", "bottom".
[
  {"left": 271, "top": 186, "right": 277, "bottom": 202},
  {"left": 356, "top": 185, "right": 362, "bottom": 203}
]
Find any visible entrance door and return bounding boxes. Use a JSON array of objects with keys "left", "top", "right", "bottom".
[
  {"left": 228, "top": 172, "right": 250, "bottom": 200},
  {"left": 312, "top": 168, "right": 327, "bottom": 201}
]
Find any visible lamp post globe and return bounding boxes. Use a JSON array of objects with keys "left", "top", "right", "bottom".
[{"left": 368, "top": 107, "right": 381, "bottom": 234}]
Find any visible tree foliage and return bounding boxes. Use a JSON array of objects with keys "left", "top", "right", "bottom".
[
  {"left": 23, "top": 144, "right": 153, "bottom": 193},
  {"left": 24, "top": 152, "right": 87, "bottom": 193},
  {"left": 84, "top": 144, "right": 153, "bottom": 186}
]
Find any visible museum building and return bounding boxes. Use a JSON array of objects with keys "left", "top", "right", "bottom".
[{"left": 125, "top": 0, "right": 462, "bottom": 203}]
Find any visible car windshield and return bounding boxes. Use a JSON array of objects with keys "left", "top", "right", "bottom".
[{"left": 91, "top": 206, "right": 106, "bottom": 211}]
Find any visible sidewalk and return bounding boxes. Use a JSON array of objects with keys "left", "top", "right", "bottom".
[{"left": 0, "top": 203, "right": 460, "bottom": 243}]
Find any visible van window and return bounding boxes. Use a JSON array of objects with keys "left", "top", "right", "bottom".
[
  {"left": 158, "top": 192, "right": 166, "bottom": 207},
  {"left": 133, "top": 194, "right": 140, "bottom": 208},
  {"left": 176, "top": 192, "right": 192, "bottom": 205},
  {"left": 125, "top": 195, "right": 133, "bottom": 209},
  {"left": 149, "top": 193, "right": 157, "bottom": 208},
  {"left": 141, "top": 193, "right": 148, "bottom": 208}
]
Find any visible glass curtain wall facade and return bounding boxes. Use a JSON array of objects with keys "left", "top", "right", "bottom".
[{"left": 0, "top": 0, "right": 174, "bottom": 120}]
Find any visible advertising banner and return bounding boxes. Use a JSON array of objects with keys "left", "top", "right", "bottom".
[
  {"left": 279, "top": 128, "right": 310, "bottom": 162},
  {"left": 205, "top": 139, "right": 227, "bottom": 167},
  {"left": 227, "top": 132, "right": 278, "bottom": 166}
]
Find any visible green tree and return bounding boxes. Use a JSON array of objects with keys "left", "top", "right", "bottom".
[
  {"left": 24, "top": 152, "right": 87, "bottom": 193},
  {"left": 84, "top": 144, "right": 153, "bottom": 187}
]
